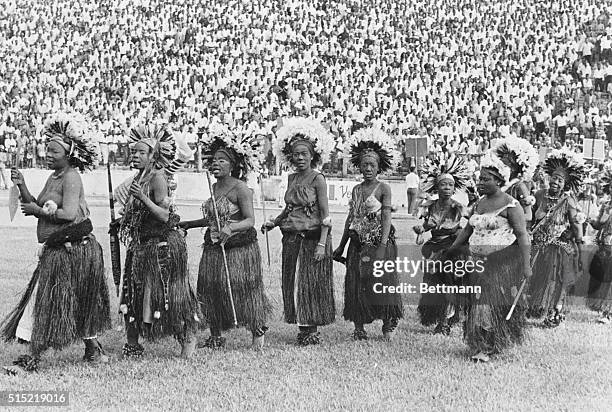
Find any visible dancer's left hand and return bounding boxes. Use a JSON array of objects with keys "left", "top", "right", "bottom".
[
  {"left": 523, "top": 265, "right": 532, "bottom": 279},
  {"left": 218, "top": 224, "right": 232, "bottom": 244},
  {"left": 129, "top": 181, "right": 144, "bottom": 200},
  {"left": 21, "top": 202, "right": 41, "bottom": 216},
  {"left": 314, "top": 244, "right": 325, "bottom": 261}
]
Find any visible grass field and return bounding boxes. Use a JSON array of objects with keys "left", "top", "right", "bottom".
[{"left": 0, "top": 209, "right": 611, "bottom": 411}]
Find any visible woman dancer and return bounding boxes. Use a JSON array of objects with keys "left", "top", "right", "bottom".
[
  {"left": 262, "top": 117, "right": 335, "bottom": 346},
  {"left": 528, "top": 148, "right": 586, "bottom": 327},
  {"left": 448, "top": 152, "right": 531, "bottom": 362},
  {"left": 493, "top": 136, "right": 539, "bottom": 225},
  {"left": 333, "top": 127, "right": 403, "bottom": 341},
  {"left": 179, "top": 124, "right": 271, "bottom": 349},
  {"left": 414, "top": 156, "right": 470, "bottom": 335},
  {"left": 587, "top": 168, "right": 612, "bottom": 324},
  {"left": 118, "top": 124, "right": 200, "bottom": 359},
  {"left": 2, "top": 113, "right": 111, "bottom": 374}
]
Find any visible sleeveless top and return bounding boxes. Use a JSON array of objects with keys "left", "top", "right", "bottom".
[
  {"left": 119, "top": 170, "right": 175, "bottom": 245},
  {"left": 349, "top": 183, "right": 390, "bottom": 246},
  {"left": 469, "top": 199, "right": 518, "bottom": 256},
  {"left": 420, "top": 198, "right": 463, "bottom": 241},
  {"left": 532, "top": 192, "right": 576, "bottom": 253},
  {"left": 36, "top": 169, "right": 89, "bottom": 243},
  {"left": 279, "top": 170, "right": 323, "bottom": 233},
  {"left": 202, "top": 183, "right": 242, "bottom": 243}
]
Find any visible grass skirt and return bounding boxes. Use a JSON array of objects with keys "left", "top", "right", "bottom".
[
  {"left": 527, "top": 244, "right": 579, "bottom": 317},
  {"left": 587, "top": 246, "right": 612, "bottom": 313},
  {"left": 198, "top": 237, "right": 272, "bottom": 332},
  {"left": 281, "top": 232, "right": 335, "bottom": 326},
  {"left": 122, "top": 230, "right": 200, "bottom": 340},
  {"left": 1, "top": 236, "right": 111, "bottom": 354},
  {"left": 464, "top": 244, "right": 526, "bottom": 354},
  {"left": 343, "top": 231, "right": 403, "bottom": 324},
  {"left": 417, "top": 236, "right": 466, "bottom": 326}
]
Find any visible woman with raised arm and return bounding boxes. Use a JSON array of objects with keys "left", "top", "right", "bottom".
[
  {"left": 262, "top": 117, "right": 335, "bottom": 346},
  {"left": 493, "top": 136, "right": 539, "bottom": 227},
  {"left": 333, "top": 128, "right": 403, "bottom": 341},
  {"left": 414, "top": 156, "right": 470, "bottom": 335},
  {"left": 117, "top": 124, "right": 200, "bottom": 359},
  {"left": 179, "top": 124, "right": 271, "bottom": 349},
  {"left": 447, "top": 152, "right": 531, "bottom": 362},
  {"left": 2, "top": 113, "right": 111, "bottom": 375},
  {"left": 528, "top": 148, "right": 586, "bottom": 327}
]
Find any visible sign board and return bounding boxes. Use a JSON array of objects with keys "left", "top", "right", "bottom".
[
  {"left": 582, "top": 138, "right": 606, "bottom": 161},
  {"left": 539, "top": 147, "right": 552, "bottom": 162},
  {"left": 403, "top": 137, "right": 428, "bottom": 157}
]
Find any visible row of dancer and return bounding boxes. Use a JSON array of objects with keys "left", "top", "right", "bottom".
[
  {"left": 415, "top": 135, "right": 612, "bottom": 361},
  {"left": 2, "top": 114, "right": 611, "bottom": 373},
  {"left": 0, "top": 114, "right": 402, "bottom": 373}
]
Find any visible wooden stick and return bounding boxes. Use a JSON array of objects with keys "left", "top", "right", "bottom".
[
  {"left": 205, "top": 170, "right": 238, "bottom": 326},
  {"left": 506, "top": 249, "right": 539, "bottom": 320}
]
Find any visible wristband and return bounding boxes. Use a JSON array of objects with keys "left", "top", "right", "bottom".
[{"left": 317, "top": 242, "right": 326, "bottom": 247}]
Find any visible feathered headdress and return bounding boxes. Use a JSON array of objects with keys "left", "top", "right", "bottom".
[
  {"left": 166, "top": 132, "right": 195, "bottom": 174},
  {"left": 341, "top": 127, "right": 401, "bottom": 173},
  {"left": 43, "top": 111, "right": 98, "bottom": 172},
  {"left": 274, "top": 117, "right": 335, "bottom": 167},
  {"left": 543, "top": 148, "right": 586, "bottom": 192},
  {"left": 128, "top": 124, "right": 176, "bottom": 171},
  {"left": 480, "top": 151, "right": 512, "bottom": 183},
  {"left": 201, "top": 122, "right": 263, "bottom": 181},
  {"left": 494, "top": 136, "right": 539, "bottom": 181},
  {"left": 420, "top": 155, "right": 470, "bottom": 194}
]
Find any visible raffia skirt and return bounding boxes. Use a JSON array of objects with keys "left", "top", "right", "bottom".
[
  {"left": 198, "top": 228, "right": 272, "bottom": 332},
  {"left": 1, "top": 235, "right": 111, "bottom": 354},
  {"left": 281, "top": 230, "right": 335, "bottom": 326},
  {"left": 417, "top": 235, "right": 467, "bottom": 326},
  {"left": 527, "top": 243, "right": 580, "bottom": 317},
  {"left": 464, "top": 244, "right": 527, "bottom": 354},
  {"left": 343, "top": 230, "right": 403, "bottom": 324},
  {"left": 587, "top": 245, "right": 612, "bottom": 313},
  {"left": 122, "top": 230, "right": 200, "bottom": 340}
]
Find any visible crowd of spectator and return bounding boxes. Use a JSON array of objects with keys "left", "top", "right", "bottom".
[{"left": 1, "top": 0, "right": 612, "bottom": 176}]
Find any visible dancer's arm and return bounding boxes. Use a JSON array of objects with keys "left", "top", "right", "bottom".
[
  {"left": 507, "top": 202, "right": 532, "bottom": 279},
  {"left": 218, "top": 183, "right": 255, "bottom": 243},
  {"left": 314, "top": 173, "right": 330, "bottom": 261},
  {"left": 11, "top": 168, "right": 36, "bottom": 203},
  {"left": 334, "top": 185, "right": 357, "bottom": 259},
  {"left": 131, "top": 173, "right": 170, "bottom": 223},
  {"left": 379, "top": 183, "right": 392, "bottom": 244}
]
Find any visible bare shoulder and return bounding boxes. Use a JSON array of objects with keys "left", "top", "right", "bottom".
[
  {"left": 63, "top": 168, "right": 83, "bottom": 186},
  {"left": 379, "top": 182, "right": 392, "bottom": 194},
  {"left": 313, "top": 172, "right": 327, "bottom": 187}
]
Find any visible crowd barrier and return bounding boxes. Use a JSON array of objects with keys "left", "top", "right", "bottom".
[{"left": 5, "top": 169, "right": 434, "bottom": 209}]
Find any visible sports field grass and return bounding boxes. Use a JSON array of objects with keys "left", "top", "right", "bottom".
[{"left": 0, "top": 208, "right": 611, "bottom": 411}]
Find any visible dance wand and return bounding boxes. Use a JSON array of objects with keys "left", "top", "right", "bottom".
[
  {"left": 107, "top": 162, "right": 122, "bottom": 296},
  {"left": 259, "top": 177, "right": 271, "bottom": 266},
  {"left": 106, "top": 161, "right": 125, "bottom": 331},
  {"left": 205, "top": 170, "right": 238, "bottom": 327},
  {"left": 506, "top": 249, "right": 540, "bottom": 321}
]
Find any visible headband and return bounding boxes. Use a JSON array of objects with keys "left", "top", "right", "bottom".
[
  {"left": 215, "top": 148, "right": 237, "bottom": 166},
  {"left": 437, "top": 173, "right": 455, "bottom": 184},
  {"left": 361, "top": 149, "right": 381, "bottom": 163},
  {"left": 290, "top": 138, "right": 315, "bottom": 154},
  {"left": 48, "top": 136, "right": 72, "bottom": 155},
  {"left": 481, "top": 167, "right": 505, "bottom": 182}
]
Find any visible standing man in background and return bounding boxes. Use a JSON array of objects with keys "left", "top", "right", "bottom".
[{"left": 405, "top": 166, "right": 419, "bottom": 215}]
